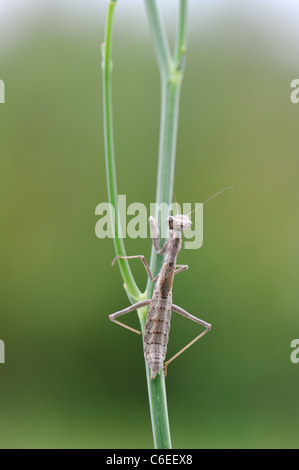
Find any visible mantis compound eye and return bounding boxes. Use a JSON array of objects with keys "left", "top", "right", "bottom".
[{"left": 167, "top": 216, "right": 174, "bottom": 230}]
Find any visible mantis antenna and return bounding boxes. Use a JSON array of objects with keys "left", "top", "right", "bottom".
[
  {"left": 173, "top": 190, "right": 179, "bottom": 216},
  {"left": 186, "top": 186, "right": 234, "bottom": 216}
]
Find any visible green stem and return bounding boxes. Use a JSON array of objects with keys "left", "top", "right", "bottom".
[
  {"left": 140, "top": 76, "right": 182, "bottom": 449},
  {"left": 143, "top": 0, "right": 171, "bottom": 78},
  {"left": 102, "top": 0, "right": 188, "bottom": 450},
  {"left": 174, "top": 0, "right": 188, "bottom": 70},
  {"left": 101, "top": 0, "right": 142, "bottom": 302},
  {"left": 146, "top": 77, "right": 183, "bottom": 295},
  {"left": 142, "top": 0, "right": 188, "bottom": 450}
]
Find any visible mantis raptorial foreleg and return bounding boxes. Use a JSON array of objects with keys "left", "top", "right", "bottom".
[
  {"left": 148, "top": 216, "right": 169, "bottom": 255},
  {"left": 112, "top": 255, "right": 155, "bottom": 282},
  {"left": 163, "top": 304, "right": 212, "bottom": 376},
  {"left": 112, "top": 255, "right": 188, "bottom": 281},
  {"left": 173, "top": 265, "right": 189, "bottom": 275},
  {"left": 109, "top": 299, "right": 151, "bottom": 335}
]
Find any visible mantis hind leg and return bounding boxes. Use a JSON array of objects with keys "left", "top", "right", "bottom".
[
  {"left": 109, "top": 299, "right": 151, "bottom": 335},
  {"left": 164, "top": 303, "right": 212, "bottom": 376}
]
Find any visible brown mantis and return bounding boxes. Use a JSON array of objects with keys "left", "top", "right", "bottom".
[{"left": 109, "top": 187, "right": 233, "bottom": 379}]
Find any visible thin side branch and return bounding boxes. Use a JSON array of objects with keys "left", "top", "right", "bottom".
[
  {"left": 102, "top": 1, "right": 142, "bottom": 301},
  {"left": 144, "top": 0, "right": 172, "bottom": 78}
]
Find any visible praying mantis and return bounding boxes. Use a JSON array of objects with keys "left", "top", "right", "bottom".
[{"left": 109, "top": 187, "right": 233, "bottom": 379}]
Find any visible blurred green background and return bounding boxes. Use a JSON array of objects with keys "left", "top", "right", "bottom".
[{"left": 0, "top": 0, "right": 298, "bottom": 448}]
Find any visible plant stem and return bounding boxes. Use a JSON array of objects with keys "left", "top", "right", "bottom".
[
  {"left": 101, "top": 0, "right": 142, "bottom": 302},
  {"left": 174, "top": 0, "right": 188, "bottom": 70},
  {"left": 102, "top": 0, "right": 188, "bottom": 450},
  {"left": 142, "top": 0, "right": 188, "bottom": 450},
  {"left": 145, "top": 0, "right": 188, "bottom": 291},
  {"left": 143, "top": 0, "right": 171, "bottom": 78},
  {"left": 139, "top": 79, "right": 182, "bottom": 450}
]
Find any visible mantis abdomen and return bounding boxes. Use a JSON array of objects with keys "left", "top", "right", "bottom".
[{"left": 143, "top": 290, "right": 172, "bottom": 379}]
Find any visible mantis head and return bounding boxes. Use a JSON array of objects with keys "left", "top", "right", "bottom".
[{"left": 168, "top": 214, "right": 192, "bottom": 232}]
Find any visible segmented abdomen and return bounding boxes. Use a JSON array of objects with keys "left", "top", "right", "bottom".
[{"left": 143, "top": 291, "right": 172, "bottom": 379}]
